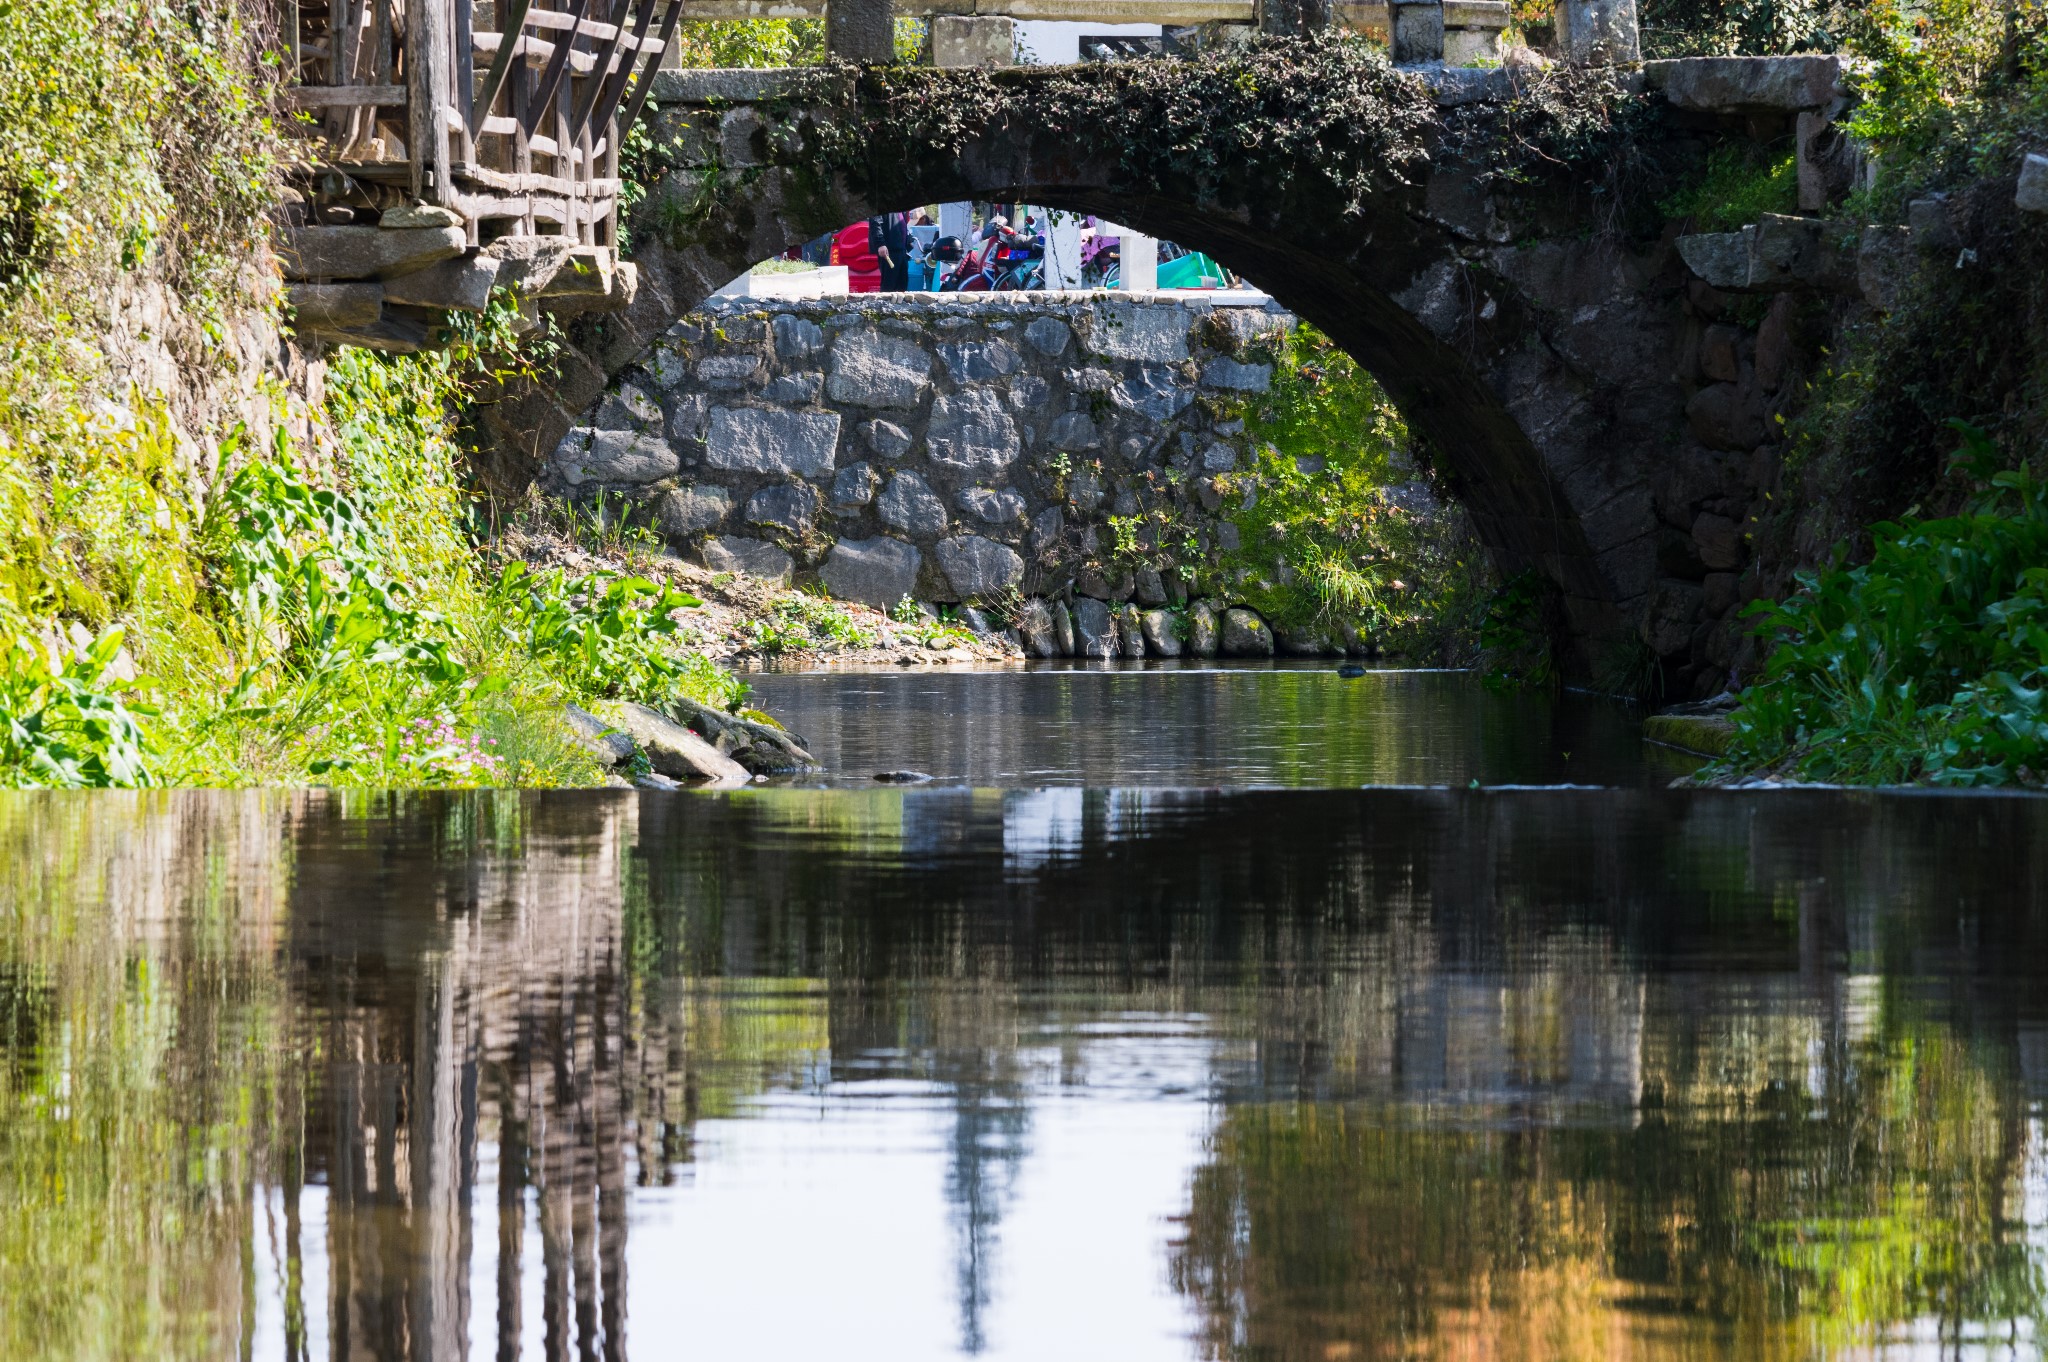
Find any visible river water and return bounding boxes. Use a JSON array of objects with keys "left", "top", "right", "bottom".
[{"left": 4, "top": 669, "right": 2045, "bottom": 1361}]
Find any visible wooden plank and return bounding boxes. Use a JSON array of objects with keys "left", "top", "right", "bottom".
[
  {"left": 451, "top": 161, "right": 619, "bottom": 197},
  {"left": 288, "top": 83, "right": 409, "bottom": 108},
  {"left": 612, "top": 0, "right": 685, "bottom": 139},
  {"left": 523, "top": 7, "right": 617, "bottom": 38},
  {"left": 581, "top": 0, "right": 661, "bottom": 142},
  {"left": 452, "top": 192, "right": 536, "bottom": 220},
  {"left": 469, "top": 0, "right": 533, "bottom": 133},
  {"left": 569, "top": 0, "right": 643, "bottom": 142},
  {"left": 522, "top": 0, "right": 592, "bottom": 138}
]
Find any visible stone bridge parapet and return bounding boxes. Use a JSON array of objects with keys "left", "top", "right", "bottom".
[{"left": 479, "top": 46, "right": 1869, "bottom": 691}]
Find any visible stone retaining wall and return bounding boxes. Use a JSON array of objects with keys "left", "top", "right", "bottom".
[{"left": 548, "top": 293, "right": 1335, "bottom": 656}]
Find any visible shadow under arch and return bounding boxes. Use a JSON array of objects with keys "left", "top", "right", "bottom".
[{"left": 486, "top": 76, "right": 1664, "bottom": 678}]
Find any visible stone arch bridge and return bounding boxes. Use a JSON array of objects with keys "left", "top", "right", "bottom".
[{"left": 477, "top": 48, "right": 1863, "bottom": 690}]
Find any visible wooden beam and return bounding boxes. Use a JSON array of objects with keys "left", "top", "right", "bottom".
[
  {"left": 522, "top": 0, "right": 591, "bottom": 138},
  {"left": 469, "top": 0, "right": 533, "bottom": 134},
  {"left": 613, "top": 0, "right": 686, "bottom": 138},
  {"left": 569, "top": 0, "right": 648, "bottom": 142},
  {"left": 288, "top": 83, "right": 408, "bottom": 108},
  {"left": 582, "top": 0, "right": 662, "bottom": 142}
]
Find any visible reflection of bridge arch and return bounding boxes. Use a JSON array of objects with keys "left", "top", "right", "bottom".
[{"left": 483, "top": 51, "right": 1736, "bottom": 677}]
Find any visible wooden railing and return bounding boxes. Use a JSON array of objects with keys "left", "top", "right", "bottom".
[{"left": 282, "top": 0, "right": 684, "bottom": 246}]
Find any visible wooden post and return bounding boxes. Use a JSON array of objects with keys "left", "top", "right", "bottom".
[{"left": 406, "top": 0, "right": 432, "bottom": 198}]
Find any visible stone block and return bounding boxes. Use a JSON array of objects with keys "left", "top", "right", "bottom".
[
  {"left": 1676, "top": 231, "right": 1751, "bottom": 290},
  {"left": 1051, "top": 600, "right": 1077, "bottom": 655},
  {"left": 1072, "top": 598, "right": 1118, "bottom": 659},
  {"left": 287, "top": 283, "right": 382, "bottom": 331},
  {"left": 380, "top": 203, "right": 464, "bottom": 230},
  {"left": 657, "top": 485, "right": 732, "bottom": 537},
  {"left": 1643, "top": 578, "right": 1705, "bottom": 657},
  {"left": 821, "top": 537, "right": 922, "bottom": 607},
  {"left": 562, "top": 703, "right": 637, "bottom": 766},
  {"left": 702, "top": 535, "right": 794, "bottom": 585},
  {"left": 745, "top": 482, "right": 820, "bottom": 534},
  {"left": 1692, "top": 511, "right": 1745, "bottom": 570},
  {"left": 1017, "top": 598, "right": 1060, "bottom": 657},
  {"left": 1392, "top": 0, "right": 1445, "bottom": 64},
  {"left": 1023, "top": 318, "right": 1071, "bottom": 357},
  {"left": 765, "top": 373, "right": 822, "bottom": 403},
  {"left": 878, "top": 471, "right": 949, "bottom": 537},
  {"left": 1221, "top": 607, "right": 1274, "bottom": 657},
  {"left": 937, "top": 340, "right": 1023, "bottom": 383},
  {"left": 615, "top": 702, "right": 750, "bottom": 785},
  {"left": 1029, "top": 506, "right": 1064, "bottom": 554},
  {"left": 1685, "top": 382, "right": 1766, "bottom": 453},
  {"left": 1112, "top": 367, "right": 1194, "bottom": 423},
  {"left": 1200, "top": 357, "right": 1273, "bottom": 391},
  {"left": 596, "top": 381, "right": 663, "bottom": 431},
  {"left": 1046, "top": 410, "right": 1102, "bottom": 451},
  {"left": 932, "top": 15, "right": 1015, "bottom": 67},
  {"left": 863, "top": 418, "right": 915, "bottom": 458},
  {"left": 774, "top": 314, "right": 825, "bottom": 358},
  {"left": 573, "top": 430, "right": 678, "bottom": 484},
  {"left": 935, "top": 535, "right": 1024, "bottom": 600},
  {"left": 538, "top": 246, "right": 614, "bottom": 300},
  {"left": 926, "top": 389, "right": 1019, "bottom": 480},
  {"left": 280, "top": 226, "right": 467, "bottom": 281},
  {"left": 1188, "top": 601, "right": 1220, "bottom": 657},
  {"left": 1907, "top": 196, "right": 1960, "bottom": 252},
  {"left": 720, "top": 107, "right": 767, "bottom": 166},
  {"left": 2019, "top": 153, "right": 2048, "bottom": 214},
  {"left": 958, "top": 486, "right": 1027, "bottom": 524},
  {"left": 831, "top": 461, "right": 880, "bottom": 508},
  {"left": 705, "top": 406, "right": 841, "bottom": 477},
  {"left": 1009, "top": 375, "right": 1052, "bottom": 410},
  {"left": 483, "top": 237, "right": 577, "bottom": 295},
  {"left": 1085, "top": 301, "right": 1191, "bottom": 362},
  {"left": 1134, "top": 568, "right": 1167, "bottom": 606},
  {"left": 1699, "top": 325, "right": 1741, "bottom": 384},
  {"left": 1443, "top": 26, "right": 1501, "bottom": 68},
  {"left": 382, "top": 255, "right": 501, "bottom": 313},
  {"left": 697, "top": 355, "right": 762, "bottom": 389},
  {"left": 827, "top": 330, "right": 932, "bottom": 408},
  {"left": 1116, "top": 603, "right": 1147, "bottom": 658},
  {"left": 1140, "top": 608, "right": 1182, "bottom": 657},
  {"left": 1754, "top": 294, "right": 1794, "bottom": 392},
  {"left": 1645, "top": 55, "right": 1843, "bottom": 112}
]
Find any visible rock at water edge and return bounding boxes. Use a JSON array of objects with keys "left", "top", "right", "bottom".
[
  {"left": 614, "top": 703, "right": 751, "bottom": 785},
  {"left": 1017, "top": 598, "right": 1059, "bottom": 658},
  {"left": 1115, "top": 603, "right": 1147, "bottom": 659},
  {"left": 935, "top": 535, "right": 1023, "bottom": 600},
  {"left": 821, "top": 537, "right": 922, "bottom": 608},
  {"left": 1221, "top": 607, "right": 1273, "bottom": 657},
  {"left": 701, "top": 535, "right": 794, "bottom": 585},
  {"left": 1073, "top": 598, "right": 1118, "bottom": 659},
  {"left": 1051, "top": 600, "right": 1077, "bottom": 656},
  {"left": 1187, "top": 601, "right": 1220, "bottom": 657},
  {"left": 1140, "top": 608, "right": 1182, "bottom": 658},
  {"left": 562, "top": 704, "right": 637, "bottom": 766}
]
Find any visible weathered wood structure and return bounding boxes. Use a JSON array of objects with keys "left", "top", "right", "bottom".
[{"left": 277, "top": 0, "right": 683, "bottom": 348}]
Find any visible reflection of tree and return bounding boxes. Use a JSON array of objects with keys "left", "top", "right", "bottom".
[
  {"left": 5, "top": 782, "right": 2048, "bottom": 1360},
  {"left": 1171, "top": 1013, "right": 2044, "bottom": 1361}
]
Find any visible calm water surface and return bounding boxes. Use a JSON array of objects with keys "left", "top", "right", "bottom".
[
  {"left": 3, "top": 673, "right": 2046, "bottom": 1361},
  {"left": 748, "top": 664, "right": 1666, "bottom": 787}
]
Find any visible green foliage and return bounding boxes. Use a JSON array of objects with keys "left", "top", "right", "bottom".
[
  {"left": 1722, "top": 426, "right": 2048, "bottom": 785},
  {"left": 489, "top": 562, "right": 714, "bottom": 701},
  {"left": 746, "top": 592, "right": 876, "bottom": 655},
  {"left": 1217, "top": 325, "right": 1492, "bottom": 662},
  {"left": 0, "top": 626, "right": 154, "bottom": 786},
  {"left": 1660, "top": 144, "right": 1800, "bottom": 231},
  {"left": 792, "top": 34, "right": 1436, "bottom": 225},
  {"left": 1475, "top": 571, "right": 1558, "bottom": 690},
  {"left": 1639, "top": 0, "right": 1876, "bottom": 57}
]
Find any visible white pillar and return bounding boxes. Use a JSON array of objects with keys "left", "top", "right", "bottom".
[
  {"left": 1117, "top": 228, "right": 1157, "bottom": 292},
  {"left": 938, "top": 201, "right": 973, "bottom": 243},
  {"left": 1046, "top": 211, "right": 1083, "bottom": 290}
]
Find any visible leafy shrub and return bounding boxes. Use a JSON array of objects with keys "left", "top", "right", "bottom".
[
  {"left": 1723, "top": 427, "right": 2048, "bottom": 785},
  {"left": 0, "top": 626, "right": 153, "bottom": 787},
  {"left": 1660, "top": 144, "right": 1799, "bottom": 232},
  {"left": 1216, "top": 325, "right": 1491, "bottom": 660},
  {"left": 491, "top": 562, "right": 713, "bottom": 700}
]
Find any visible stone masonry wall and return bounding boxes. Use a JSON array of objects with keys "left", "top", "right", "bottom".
[{"left": 549, "top": 293, "right": 1311, "bottom": 655}]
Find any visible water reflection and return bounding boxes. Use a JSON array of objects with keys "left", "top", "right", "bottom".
[
  {"left": 2, "top": 787, "right": 2046, "bottom": 1360},
  {"left": 746, "top": 666, "right": 1665, "bottom": 787}
]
